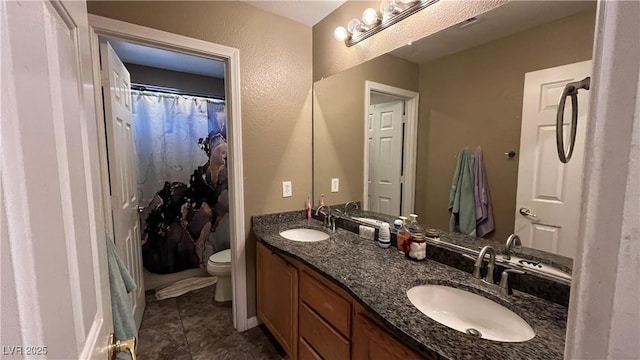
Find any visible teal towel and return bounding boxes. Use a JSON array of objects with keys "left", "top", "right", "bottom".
[
  {"left": 107, "top": 238, "right": 137, "bottom": 342},
  {"left": 449, "top": 149, "right": 477, "bottom": 235}
]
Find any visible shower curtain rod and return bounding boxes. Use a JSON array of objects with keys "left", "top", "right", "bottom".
[{"left": 131, "top": 83, "right": 225, "bottom": 101}]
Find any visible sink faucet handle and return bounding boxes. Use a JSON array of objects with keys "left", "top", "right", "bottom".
[
  {"left": 462, "top": 253, "right": 482, "bottom": 279},
  {"left": 499, "top": 269, "right": 525, "bottom": 296}
]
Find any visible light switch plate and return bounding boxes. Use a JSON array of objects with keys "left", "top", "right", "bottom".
[
  {"left": 331, "top": 178, "right": 339, "bottom": 193},
  {"left": 282, "top": 181, "right": 292, "bottom": 198}
]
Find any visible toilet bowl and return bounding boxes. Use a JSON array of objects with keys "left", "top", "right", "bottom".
[{"left": 206, "top": 249, "right": 232, "bottom": 302}]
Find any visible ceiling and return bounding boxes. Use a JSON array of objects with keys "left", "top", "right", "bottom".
[
  {"left": 391, "top": 1, "right": 596, "bottom": 64},
  {"left": 242, "top": 0, "right": 347, "bottom": 27},
  {"left": 107, "top": 38, "right": 226, "bottom": 78}
]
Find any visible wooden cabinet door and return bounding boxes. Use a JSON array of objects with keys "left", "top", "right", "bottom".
[
  {"left": 257, "top": 242, "right": 298, "bottom": 359},
  {"left": 353, "top": 313, "right": 423, "bottom": 360}
]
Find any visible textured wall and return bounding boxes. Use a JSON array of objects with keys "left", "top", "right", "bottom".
[
  {"left": 313, "top": 54, "right": 419, "bottom": 205},
  {"left": 416, "top": 10, "right": 596, "bottom": 242},
  {"left": 87, "top": 1, "right": 312, "bottom": 319},
  {"left": 125, "top": 63, "right": 225, "bottom": 99},
  {"left": 312, "top": 0, "right": 507, "bottom": 81}
]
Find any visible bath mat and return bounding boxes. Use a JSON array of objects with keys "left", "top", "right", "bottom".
[{"left": 155, "top": 276, "right": 217, "bottom": 300}]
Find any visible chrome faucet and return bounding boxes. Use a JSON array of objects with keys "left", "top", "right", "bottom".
[
  {"left": 475, "top": 245, "right": 496, "bottom": 284},
  {"left": 463, "top": 246, "right": 496, "bottom": 284},
  {"left": 464, "top": 245, "right": 525, "bottom": 296},
  {"left": 344, "top": 201, "right": 359, "bottom": 216},
  {"left": 503, "top": 234, "right": 521, "bottom": 260},
  {"left": 315, "top": 205, "right": 335, "bottom": 231}
]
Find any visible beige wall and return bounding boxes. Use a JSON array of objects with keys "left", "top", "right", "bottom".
[
  {"left": 312, "top": 0, "right": 507, "bottom": 81},
  {"left": 415, "top": 10, "right": 596, "bottom": 241},
  {"left": 88, "top": 1, "right": 312, "bottom": 318},
  {"left": 313, "top": 54, "right": 419, "bottom": 204},
  {"left": 126, "top": 63, "right": 225, "bottom": 98}
]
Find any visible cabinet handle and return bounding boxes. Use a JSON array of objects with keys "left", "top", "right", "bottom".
[{"left": 271, "top": 251, "right": 290, "bottom": 267}]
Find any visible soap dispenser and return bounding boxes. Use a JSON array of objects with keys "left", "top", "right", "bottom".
[{"left": 396, "top": 216, "right": 410, "bottom": 255}]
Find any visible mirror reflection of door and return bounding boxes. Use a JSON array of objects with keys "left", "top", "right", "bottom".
[
  {"left": 368, "top": 92, "right": 405, "bottom": 215},
  {"left": 516, "top": 60, "right": 592, "bottom": 259}
]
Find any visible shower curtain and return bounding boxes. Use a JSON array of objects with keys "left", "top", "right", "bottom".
[{"left": 132, "top": 90, "right": 225, "bottom": 205}]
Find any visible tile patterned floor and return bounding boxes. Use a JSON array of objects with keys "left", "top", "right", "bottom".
[{"left": 137, "top": 285, "right": 286, "bottom": 360}]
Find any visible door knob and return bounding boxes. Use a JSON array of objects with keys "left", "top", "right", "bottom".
[
  {"left": 107, "top": 333, "right": 136, "bottom": 360},
  {"left": 519, "top": 207, "right": 538, "bottom": 219}
]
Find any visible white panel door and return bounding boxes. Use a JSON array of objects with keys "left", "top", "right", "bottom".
[
  {"left": 1, "top": 1, "right": 114, "bottom": 359},
  {"left": 367, "top": 101, "right": 404, "bottom": 215},
  {"left": 100, "top": 42, "right": 145, "bottom": 328},
  {"left": 516, "top": 60, "right": 592, "bottom": 258}
]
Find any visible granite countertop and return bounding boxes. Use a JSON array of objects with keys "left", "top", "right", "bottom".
[
  {"left": 344, "top": 208, "right": 574, "bottom": 275},
  {"left": 252, "top": 211, "right": 568, "bottom": 360}
]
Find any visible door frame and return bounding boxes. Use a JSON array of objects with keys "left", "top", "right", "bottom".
[
  {"left": 87, "top": 15, "right": 251, "bottom": 331},
  {"left": 363, "top": 81, "right": 419, "bottom": 216}
]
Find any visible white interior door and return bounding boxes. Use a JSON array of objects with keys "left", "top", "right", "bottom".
[
  {"left": 516, "top": 60, "right": 592, "bottom": 259},
  {"left": 100, "top": 41, "right": 145, "bottom": 328},
  {"left": 1, "top": 1, "right": 114, "bottom": 358},
  {"left": 367, "top": 100, "right": 404, "bottom": 215}
]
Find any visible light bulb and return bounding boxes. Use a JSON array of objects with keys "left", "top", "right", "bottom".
[
  {"left": 347, "top": 18, "right": 363, "bottom": 34},
  {"left": 362, "top": 8, "right": 379, "bottom": 26},
  {"left": 380, "top": 0, "right": 399, "bottom": 17},
  {"left": 334, "top": 26, "right": 348, "bottom": 41}
]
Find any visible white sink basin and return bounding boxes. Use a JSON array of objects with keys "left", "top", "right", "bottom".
[
  {"left": 279, "top": 229, "right": 330, "bottom": 242},
  {"left": 352, "top": 217, "right": 384, "bottom": 227},
  {"left": 407, "top": 285, "right": 535, "bottom": 342}
]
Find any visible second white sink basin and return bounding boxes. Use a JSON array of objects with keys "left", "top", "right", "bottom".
[
  {"left": 279, "top": 228, "right": 329, "bottom": 242},
  {"left": 407, "top": 285, "right": 535, "bottom": 342}
]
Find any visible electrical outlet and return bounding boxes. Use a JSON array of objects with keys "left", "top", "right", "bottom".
[
  {"left": 282, "top": 181, "right": 292, "bottom": 198},
  {"left": 331, "top": 178, "right": 339, "bottom": 193}
]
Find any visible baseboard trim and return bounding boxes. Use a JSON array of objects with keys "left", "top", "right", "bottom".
[{"left": 247, "top": 316, "right": 260, "bottom": 329}]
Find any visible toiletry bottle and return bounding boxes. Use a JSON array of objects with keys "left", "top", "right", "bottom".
[
  {"left": 320, "top": 194, "right": 325, "bottom": 206},
  {"left": 408, "top": 214, "right": 422, "bottom": 233},
  {"left": 393, "top": 219, "right": 403, "bottom": 230},
  {"left": 396, "top": 216, "right": 410, "bottom": 255},
  {"left": 378, "top": 222, "right": 391, "bottom": 249},
  {"left": 307, "top": 196, "right": 312, "bottom": 221}
]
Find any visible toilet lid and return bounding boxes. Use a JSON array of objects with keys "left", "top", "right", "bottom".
[{"left": 208, "top": 249, "right": 231, "bottom": 265}]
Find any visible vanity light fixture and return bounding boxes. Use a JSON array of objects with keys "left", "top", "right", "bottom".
[{"left": 334, "top": 0, "right": 439, "bottom": 47}]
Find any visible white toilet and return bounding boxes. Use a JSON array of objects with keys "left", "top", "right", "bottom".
[{"left": 206, "top": 249, "right": 232, "bottom": 302}]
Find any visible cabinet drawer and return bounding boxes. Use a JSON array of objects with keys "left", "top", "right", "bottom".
[
  {"left": 299, "top": 337, "right": 322, "bottom": 360},
  {"left": 300, "top": 270, "right": 351, "bottom": 337},
  {"left": 300, "top": 303, "right": 350, "bottom": 360}
]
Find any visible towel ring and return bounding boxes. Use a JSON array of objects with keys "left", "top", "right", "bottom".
[{"left": 556, "top": 77, "right": 591, "bottom": 163}]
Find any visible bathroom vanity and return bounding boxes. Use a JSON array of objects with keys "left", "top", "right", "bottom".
[
  {"left": 253, "top": 211, "right": 569, "bottom": 360},
  {"left": 257, "top": 241, "right": 420, "bottom": 360}
]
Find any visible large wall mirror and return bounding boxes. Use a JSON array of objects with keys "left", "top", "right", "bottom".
[{"left": 313, "top": 1, "right": 596, "bottom": 261}]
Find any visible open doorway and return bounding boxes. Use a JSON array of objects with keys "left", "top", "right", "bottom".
[
  {"left": 363, "top": 81, "right": 419, "bottom": 217},
  {"left": 100, "top": 35, "right": 231, "bottom": 327},
  {"left": 89, "top": 15, "right": 250, "bottom": 332}
]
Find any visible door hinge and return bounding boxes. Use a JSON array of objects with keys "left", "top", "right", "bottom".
[
  {"left": 400, "top": 175, "right": 405, "bottom": 183},
  {"left": 402, "top": 115, "right": 407, "bottom": 123}
]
